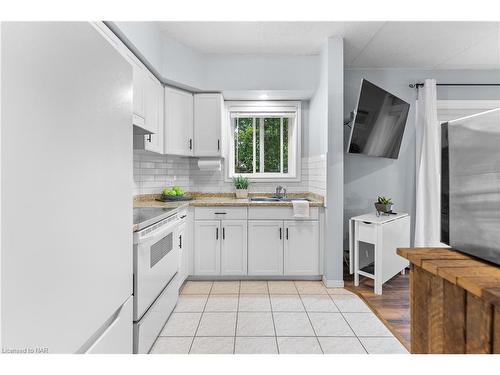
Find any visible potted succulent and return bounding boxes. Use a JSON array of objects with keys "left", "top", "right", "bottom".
[
  {"left": 233, "top": 175, "right": 249, "bottom": 199},
  {"left": 375, "top": 196, "right": 394, "bottom": 215}
]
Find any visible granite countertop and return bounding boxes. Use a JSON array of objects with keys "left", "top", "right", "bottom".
[{"left": 133, "top": 192, "right": 325, "bottom": 209}]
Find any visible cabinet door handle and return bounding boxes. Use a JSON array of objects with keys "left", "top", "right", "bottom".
[
  {"left": 189, "top": 138, "right": 193, "bottom": 150},
  {"left": 214, "top": 212, "right": 227, "bottom": 215},
  {"left": 216, "top": 227, "right": 219, "bottom": 240},
  {"left": 180, "top": 214, "right": 187, "bottom": 219},
  {"left": 222, "top": 227, "right": 225, "bottom": 240},
  {"left": 279, "top": 227, "right": 282, "bottom": 240},
  {"left": 217, "top": 139, "right": 220, "bottom": 151},
  {"left": 147, "top": 134, "right": 152, "bottom": 143},
  {"left": 179, "top": 235, "right": 182, "bottom": 249},
  {"left": 286, "top": 228, "right": 289, "bottom": 240}
]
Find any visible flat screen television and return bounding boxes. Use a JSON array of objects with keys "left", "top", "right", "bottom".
[
  {"left": 441, "top": 108, "right": 500, "bottom": 266},
  {"left": 347, "top": 79, "right": 410, "bottom": 159}
]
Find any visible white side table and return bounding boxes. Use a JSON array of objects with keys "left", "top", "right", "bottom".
[{"left": 349, "top": 213, "right": 410, "bottom": 295}]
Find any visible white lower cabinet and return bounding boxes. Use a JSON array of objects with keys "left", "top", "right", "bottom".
[
  {"left": 176, "top": 221, "right": 188, "bottom": 282},
  {"left": 220, "top": 220, "right": 247, "bottom": 276},
  {"left": 248, "top": 220, "right": 284, "bottom": 276},
  {"left": 194, "top": 220, "right": 220, "bottom": 276},
  {"left": 193, "top": 208, "right": 321, "bottom": 278},
  {"left": 284, "top": 221, "right": 319, "bottom": 276},
  {"left": 194, "top": 219, "right": 247, "bottom": 276}
]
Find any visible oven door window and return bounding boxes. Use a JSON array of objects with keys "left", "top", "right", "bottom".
[{"left": 150, "top": 232, "right": 173, "bottom": 268}]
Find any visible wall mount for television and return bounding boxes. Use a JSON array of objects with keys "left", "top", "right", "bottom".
[{"left": 409, "top": 82, "right": 500, "bottom": 89}]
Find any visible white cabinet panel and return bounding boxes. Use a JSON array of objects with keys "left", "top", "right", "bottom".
[
  {"left": 284, "top": 221, "right": 319, "bottom": 276},
  {"left": 194, "top": 207, "right": 247, "bottom": 220},
  {"left": 194, "top": 93, "right": 223, "bottom": 157},
  {"left": 130, "top": 55, "right": 146, "bottom": 121},
  {"left": 221, "top": 220, "right": 247, "bottom": 276},
  {"left": 194, "top": 220, "right": 220, "bottom": 276},
  {"left": 86, "top": 296, "right": 133, "bottom": 354},
  {"left": 164, "top": 87, "right": 193, "bottom": 156},
  {"left": 176, "top": 221, "right": 188, "bottom": 283},
  {"left": 144, "top": 75, "right": 164, "bottom": 153},
  {"left": 248, "top": 220, "right": 284, "bottom": 276}
]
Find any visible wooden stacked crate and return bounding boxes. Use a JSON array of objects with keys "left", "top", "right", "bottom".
[{"left": 397, "top": 248, "right": 500, "bottom": 354}]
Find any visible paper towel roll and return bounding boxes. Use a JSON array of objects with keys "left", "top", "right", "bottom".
[{"left": 197, "top": 159, "right": 222, "bottom": 171}]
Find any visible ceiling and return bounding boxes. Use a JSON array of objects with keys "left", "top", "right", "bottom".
[{"left": 157, "top": 21, "right": 500, "bottom": 69}]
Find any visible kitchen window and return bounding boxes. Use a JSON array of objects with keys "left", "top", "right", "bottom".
[{"left": 226, "top": 101, "right": 301, "bottom": 181}]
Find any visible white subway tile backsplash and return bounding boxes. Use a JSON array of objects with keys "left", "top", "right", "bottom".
[{"left": 133, "top": 150, "right": 326, "bottom": 197}]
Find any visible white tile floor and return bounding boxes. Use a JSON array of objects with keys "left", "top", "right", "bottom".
[{"left": 150, "top": 280, "right": 409, "bottom": 354}]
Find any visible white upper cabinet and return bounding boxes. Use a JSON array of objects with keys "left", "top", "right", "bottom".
[
  {"left": 126, "top": 50, "right": 161, "bottom": 137},
  {"left": 128, "top": 54, "right": 148, "bottom": 130},
  {"left": 283, "top": 221, "right": 319, "bottom": 276},
  {"left": 164, "top": 87, "right": 194, "bottom": 156},
  {"left": 144, "top": 74, "right": 164, "bottom": 154},
  {"left": 193, "top": 93, "right": 223, "bottom": 157}
]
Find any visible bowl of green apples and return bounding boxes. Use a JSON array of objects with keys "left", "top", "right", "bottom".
[{"left": 160, "top": 186, "right": 191, "bottom": 201}]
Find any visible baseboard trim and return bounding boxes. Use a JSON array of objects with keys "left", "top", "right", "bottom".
[{"left": 322, "top": 276, "right": 344, "bottom": 288}]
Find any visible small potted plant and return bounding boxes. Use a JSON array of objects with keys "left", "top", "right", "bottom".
[
  {"left": 375, "top": 196, "right": 393, "bottom": 215},
  {"left": 233, "top": 175, "right": 249, "bottom": 199}
]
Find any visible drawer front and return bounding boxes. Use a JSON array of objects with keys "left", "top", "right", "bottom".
[
  {"left": 133, "top": 280, "right": 178, "bottom": 354},
  {"left": 194, "top": 207, "right": 247, "bottom": 220},
  {"left": 248, "top": 207, "right": 319, "bottom": 220},
  {"left": 357, "top": 221, "right": 377, "bottom": 243}
]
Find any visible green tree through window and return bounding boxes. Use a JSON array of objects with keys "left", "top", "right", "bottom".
[{"left": 234, "top": 117, "right": 290, "bottom": 175}]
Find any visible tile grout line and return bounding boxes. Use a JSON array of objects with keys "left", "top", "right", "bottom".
[
  {"left": 295, "top": 282, "right": 324, "bottom": 354},
  {"left": 233, "top": 281, "right": 241, "bottom": 354},
  {"left": 187, "top": 282, "right": 213, "bottom": 354},
  {"left": 267, "top": 281, "right": 280, "bottom": 354},
  {"left": 327, "top": 291, "right": 368, "bottom": 354}
]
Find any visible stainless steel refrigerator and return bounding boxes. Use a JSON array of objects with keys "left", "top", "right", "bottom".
[
  {"left": 1, "top": 22, "right": 133, "bottom": 353},
  {"left": 441, "top": 108, "right": 500, "bottom": 266}
]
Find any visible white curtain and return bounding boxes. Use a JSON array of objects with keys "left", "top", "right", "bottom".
[{"left": 415, "top": 79, "right": 441, "bottom": 247}]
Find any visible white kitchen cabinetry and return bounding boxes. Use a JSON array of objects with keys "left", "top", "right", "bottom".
[
  {"left": 284, "top": 221, "right": 319, "bottom": 276},
  {"left": 220, "top": 220, "right": 247, "bottom": 276},
  {"left": 164, "top": 87, "right": 194, "bottom": 156},
  {"left": 248, "top": 220, "right": 320, "bottom": 276},
  {"left": 193, "top": 93, "right": 223, "bottom": 157},
  {"left": 144, "top": 74, "right": 164, "bottom": 154},
  {"left": 194, "top": 220, "right": 220, "bottom": 276},
  {"left": 194, "top": 213, "right": 247, "bottom": 276},
  {"left": 248, "top": 220, "right": 284, "bottom": 276},
  {"left": 129, "top": 54, "right": 146, "bottom": 126},
  {"left": 176, "top": 221, "right": 188, "bottom": 283}
]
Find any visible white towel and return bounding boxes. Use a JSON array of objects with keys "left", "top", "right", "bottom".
[{"left": 292, "top": 200, "right": 310, "bottom": 218}]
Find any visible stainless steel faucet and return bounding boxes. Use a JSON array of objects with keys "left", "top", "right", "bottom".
[{"left": 275, "top": 185, "right": 287, "bottom": 199}]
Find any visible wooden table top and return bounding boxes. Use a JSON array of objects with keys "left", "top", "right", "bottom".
[{"left": 397, "top": 247, "right": 500, "bottom": 305}]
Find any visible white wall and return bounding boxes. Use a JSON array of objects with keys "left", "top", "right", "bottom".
[
  {"left": 307, "top": 37, "right": 345, "bottom": 285},
  {"left": 324, "top": 37, "right": 345, "bottom": 285},
  {"left": 133, "top": 150, "right": 326, "bottom": 197},
  {"left": 162, "top": 35, "right": 205, "bottom": 91},
  {"left": 343, "top": 69, "right": 500, "bottom": 254},
  {"left": 307, "top": 45, "right": 328, "bottom": 157},
  {"left": 108, "top": 22, "right": 320, "bottom": 96},
  {"left": 109, "top": 22, "right": 165, "bottom": 79},
  {"left": 204, "top": 54, "right": 318, "bottom": 92}
]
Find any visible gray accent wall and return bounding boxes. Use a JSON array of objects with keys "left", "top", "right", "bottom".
[{"left": 343, "top": 69, "right": 500, "bottom": 256}]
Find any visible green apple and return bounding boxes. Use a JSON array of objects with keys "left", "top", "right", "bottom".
[{"left": 162, "top": 188, "right": 173, "bottom": 196}]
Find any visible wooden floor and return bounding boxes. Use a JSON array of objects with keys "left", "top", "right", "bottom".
[{"left": 344, "top": 271, "right": 411, "bottom": 351}]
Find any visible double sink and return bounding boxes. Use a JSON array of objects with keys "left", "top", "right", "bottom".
[{"left": 249, "top": 196, "right": 310, "bottom": 202}]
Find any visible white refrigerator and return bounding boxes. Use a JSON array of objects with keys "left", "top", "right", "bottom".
[{"left": 1, "top": 22, "right": 133, "bottom": 353}]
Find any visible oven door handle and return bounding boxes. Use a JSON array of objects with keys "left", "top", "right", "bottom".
[{"left": 137, "top": 220, "right": 178, "bottom": 243}]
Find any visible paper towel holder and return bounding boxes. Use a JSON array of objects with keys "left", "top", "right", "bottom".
[{"left": 197, "top": 158, "right": 222, "bottom": 171}]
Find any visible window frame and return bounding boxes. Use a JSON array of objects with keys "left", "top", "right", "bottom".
[{"left": 225, "top": 101, "right": 302, "bottom": 182}]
